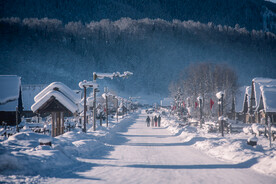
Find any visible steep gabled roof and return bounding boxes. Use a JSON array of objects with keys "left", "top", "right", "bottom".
[
  {"left": 252, "top": 78, "right": 276, "bottom": 110},
  {"left": 22, "top": 85, "right": 46, "bottom": 111},
  {"left": 0, "top": 75, "right": 21, "bottom": 104},
  {"left": 235, "top": 86, "right": 251, "bottom": 113},
  {"left": 31, "top": 90, "right": 78, "bottom": 114},
  {"left": 0, "top": 75, "right": 21, "bottom": 112},
  {"left": 258, "top": 85, "right": 276, "bottom": 113},
  {"left": 34, "top": 82, "right": 80, "bottom": 104}
]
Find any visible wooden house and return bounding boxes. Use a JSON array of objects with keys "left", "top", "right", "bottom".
[
  {"left": 235, "top": 86, "right": 251, "bottom": 122},
  {"left": 248, "top": 78, "right": 276, "bottom": 123},
  {"left": 0, "top": 75, "right": 23, "bottom": 125},
  {"left": 31, "top": 82, "right": 80, "bottom": 137},
  {"left": 255, "top": 85, "right": 276, "bottom": 125},
  {"left": 22, "top": 84, "right": 47, "bottom": 117}
]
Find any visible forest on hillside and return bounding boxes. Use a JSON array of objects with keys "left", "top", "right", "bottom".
[
  {"left": 1, "top": 17, "right": 276, "bottom": 96},
  {"left": 1, "top": 0, "right": 276, "bottom": 33}
]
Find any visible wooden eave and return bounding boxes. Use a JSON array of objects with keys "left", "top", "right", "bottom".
[{"left": 35, "top": 96, "right": 73, "bottom": 115}]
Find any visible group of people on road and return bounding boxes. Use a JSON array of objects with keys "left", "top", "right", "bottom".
[{"left": 146, "top": 115, "right": 161, "bottom": 127}]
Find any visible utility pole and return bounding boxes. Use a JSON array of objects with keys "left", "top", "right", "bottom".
[
  {"left": 116, "top": 98, "right": 119, "bottom": 122},
  {"left": 16, "top": 106, "right": 19, "bottom": 132},
  {"left": 197, "top": 96, "right": 203, "bottom": 128},
  {"left": 268, "top": 115, "right": 272, "bottom": 148},
  {"left": 104, "top": 87, "right": 109, "bottom": 127},
  {"left": 79, "top": 80, "right": 98, "bottom": 132},
  {"left": 83, "top": 86, "right": 87, "bottom": 133},
  {"left": 216, "top": 91, "right": 225, "bottom": 137},
  {"left": 221, "top": 93, "right": 224, "bottom": 116},
  {"left": 93, "top": 72, "right": 97, "bottom": 131},
  {"left": 221, "top": 93, "right": 224, "bottom": 137},
  {"left": 126, "top": 100, "right": 128, "bottom": 115},
  {"left": 84, "top": 71, "right": 133, "bottom": 131}
]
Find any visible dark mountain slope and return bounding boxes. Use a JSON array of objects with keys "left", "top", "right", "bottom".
[
  {"left": 1, "top": 0, "right": 276, "bottom": 32},
  {"left": 0, "top": 18, "right": 275, "bottom": 96}
]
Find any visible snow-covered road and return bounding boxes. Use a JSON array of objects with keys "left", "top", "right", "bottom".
[{"left": 47, "top": 111, "right": 275, "bottom": 184}]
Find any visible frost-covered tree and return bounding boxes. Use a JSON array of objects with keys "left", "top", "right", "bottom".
[{"left": 170, "top": 63, "right": 238, "bottom": 117}]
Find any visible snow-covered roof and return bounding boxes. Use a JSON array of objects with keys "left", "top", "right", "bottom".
[
  {"left": 84, "top": 96, "right": 104, "bottom": 105},
  {"left": 252, "top": 78, "right": 276, "bottom": 109},
  {"left": 34, "top": 82, "right": 80, "bottom": 104},
  {"left": 31, "top": 90, "right": 78, "bottom": 114},
  {"left": 216, "top": 91, "right": 224, "bottom": 99},
  {"left": 235, "top": 86, "right": 251, "bottom": 113},
  {"left": 0, "top": 75, "right": 21, "bottom": 112},
  {"left": 235, "top": 86, "right": 246, "bottom": 113},
  {"left": 258, "top": 85, "right": 276, "bottom": 113},
  {"left": 0, "top": 75, "right": 21, "bottom": 104},
  {"left": 22, "top": 85, "right": 46, "bottom": 111},
  {"left": 78, "top": 80, "right": 98, "bottom": 89},
  {"left": 102, "top": 93, "right": 114, "bottom": 99},
  {"left": 0, "top": 100, "right": 18, "bottom": 112},
  {"left": 161, "top": 98, "right": 173, "bottom": 107}
]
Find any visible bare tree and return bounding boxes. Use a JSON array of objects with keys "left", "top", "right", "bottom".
[{"left": 172, "top": 62, "right": 238, "bottom": 117}]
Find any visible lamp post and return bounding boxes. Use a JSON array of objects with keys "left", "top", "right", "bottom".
[
  {"left": 197, "top": 96, "right": 203, "bottom": 128},
  {"left": 216, "top": 91, "right": 225, "bottom": 136},
  {"left": 113, "top": 96, "right": 119, "bottom": 122},
  {"left": 92, "top": 71, "right": 133, "bottom": 129},
  {"left": 16, "top": 106, "right": 19, "bottom": 132},
  {"left": 102, "top": 87, "right": 110, "bottom": 127},
  {"left": 79, "top": 80, "right": 98, "bottom": 132}
]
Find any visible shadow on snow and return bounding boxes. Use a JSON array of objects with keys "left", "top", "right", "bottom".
[{"left": 123, "top": 157, "right": 259, "bottom": 170}]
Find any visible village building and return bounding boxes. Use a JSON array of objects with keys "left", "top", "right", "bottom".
[
  {"left": 0, "top": 75, "right": 23, "bottom": 125},
  {"left": 248, "top": 78, "right": 276, "bottom": 123},
  {"left": 255, "top": 85, "right": 276, "bottom": 125},
  {"left": 160, "top": 97, "right": 173, "bottom": 108},
  {"left": 21, "top": 84, "right": 47, "bottom": 117},
  {"left": 235, "top": 86, "right": 251, "bottom": 122},
  {"left": 31, "top": 82, "right": 80, "bottom": 137}
]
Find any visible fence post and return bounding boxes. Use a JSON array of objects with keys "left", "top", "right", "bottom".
[{"left": 16, "top": 106, "right": 19, "bottom": 132}]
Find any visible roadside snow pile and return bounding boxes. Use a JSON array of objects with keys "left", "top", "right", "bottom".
[
  {"left": 162, "top": 115, "right": 276, "bottom": 176},
  {"left": 0, "top": 112, "right": 137, "bottom": 177},
  {"left": 243, "top": 126, "right": 252, "bottom": 134},
  {"left": 252, "top": 123, "right": 266, "bottom": 136}
]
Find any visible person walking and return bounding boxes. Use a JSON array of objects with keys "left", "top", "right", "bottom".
[
  {"left": 154, "top": 115, "right": 158, "bottom": 127},
  {"left": 146, "top": 116, "right": 150, "bottom": 127},
  {"left": 158, "top": 115, "right": 161, "bottom": 127},
  {"left": 151, "top": 117, "right": 154, "bottom": 127}
]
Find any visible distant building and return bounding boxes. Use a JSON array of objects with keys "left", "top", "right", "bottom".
[
  {"left": 31, "top": 82, "right": 80, "bottom": 137},
  {"left": 0, "top": 75, "right": 23, "bottom": 125},
  {"left": 247, "top": 78, "right": 276, "bottom": 123},
  {"left": 235, "top": 86, "right": 251, "bottom": 122},
  {"left": 255, "top": 85, "right": 276, "bottom": 125},
  {"left": 160, "top": 97, "right": 173, "bottom": 107},
  {"left": 22, "top": 84, "right": 47, "bottom": 117}
]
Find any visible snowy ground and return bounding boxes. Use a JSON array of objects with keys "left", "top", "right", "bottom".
[
  {"left": 162, "top": 113, "right": 276, "bottom": 177},
  {"left": 0, "top": 109, "right": 275, "bottom": 183}
]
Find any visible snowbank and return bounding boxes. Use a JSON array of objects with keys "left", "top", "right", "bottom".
[
  {"left": 0, "top": 112, "right": 138, "bottom": 179},
  {"left": 161, "top": 114, "right": 276, "bottom": 176}
]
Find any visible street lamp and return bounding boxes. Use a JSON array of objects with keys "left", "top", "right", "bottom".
[
  {"left": 197, "top": 96, "right": 203, "bottom": 128},
  {"left": 102, "top": 87, "right": 112, "bottom": 127},
  {"left": 79, "top": 80, "right": 98, "bottom": 132},
  {"left": 216, "top": 91, "right": 225, "bottom": 136},
  {"left": 92, "top": 71, "right": 133, "bottom": 130}
]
